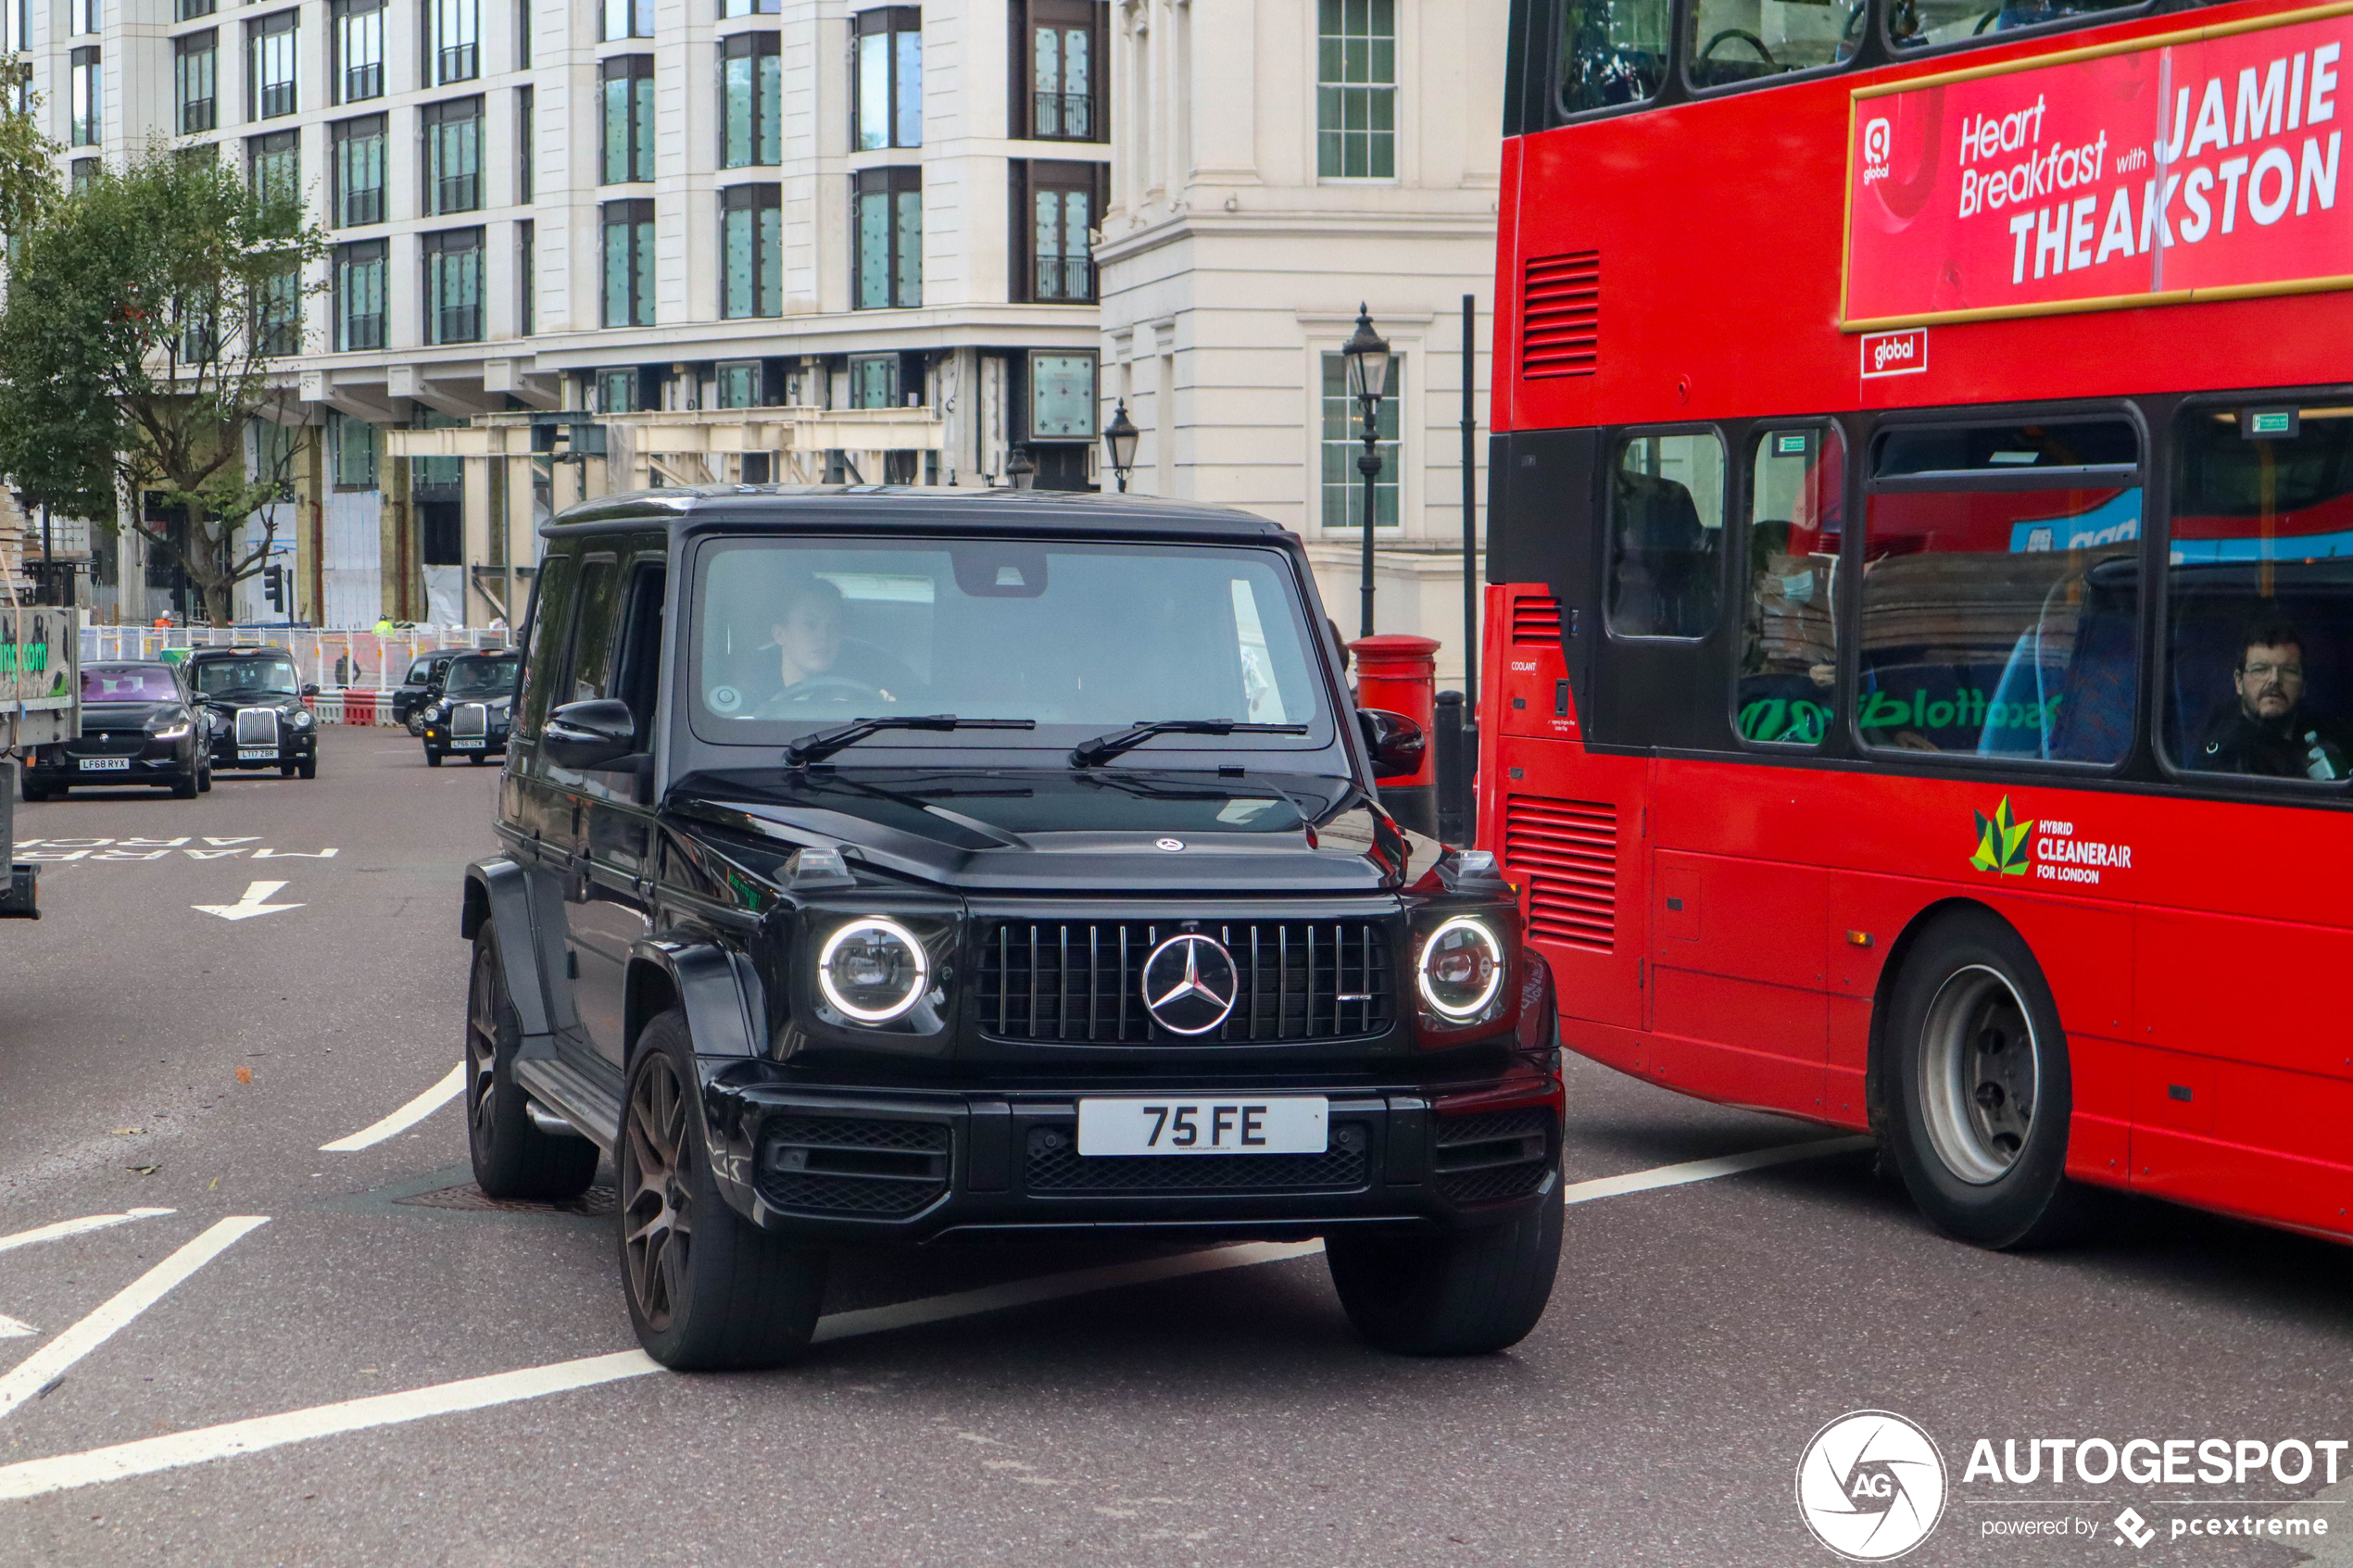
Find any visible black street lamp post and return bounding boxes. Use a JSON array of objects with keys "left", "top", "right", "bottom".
[
  {"left": 1102, "top": 400, "right": 1139, "bottom": 493},
  {"left": 1342, "top": 304, "right": 1392, "bottom": 640}
]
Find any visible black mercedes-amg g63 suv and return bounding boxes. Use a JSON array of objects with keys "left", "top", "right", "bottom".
[{"left": 461, "top": 488, "right": 1562, "bottom": 1369}]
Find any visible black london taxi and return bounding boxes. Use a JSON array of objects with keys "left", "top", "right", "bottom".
[
  {"left": 460, "top": 488, "right": 1562, "bottom": 1370},
  {"left": 393, "top": 646, "right": 468, "bottom": 734},
  {"left": 22, "top": 660, "right": 210, "bottom": 800},
  {"left": 185, "top": 646, "right": 321, "bottom": 779},
  {"left": 421, "top": 651, "right": 520, "bottom": 766}
]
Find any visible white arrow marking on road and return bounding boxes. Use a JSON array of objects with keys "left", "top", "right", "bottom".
[
  {"left": 0, "top": 1315, "right": 33, "bottom": 1339},
  {"left": 0, "top": 1209, "right": 177, "bottom": 1257},
  {"left": 319, "top": 1064, "right": 465, "bottom": 1152},
  {"left": 193, "top": 880, "right": 304, "bottom": 921}
]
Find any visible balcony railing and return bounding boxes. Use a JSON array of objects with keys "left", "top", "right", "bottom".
[
  {"left": 342, "top": 62, "right": 383, "bottom": 101},
  {"left": 1033, "top": 255, "right": 1095, "bottom": 303},
  {"left": 179, "top": 96, "right": 216, "bottom": 134},
  {"left": 1033, "top": 90, "right": 1092, "bottom": 140}
]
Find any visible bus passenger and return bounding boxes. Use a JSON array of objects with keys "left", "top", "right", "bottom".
[{"left": 2196, "top": 618, "right": 2353, "bottom": 780}]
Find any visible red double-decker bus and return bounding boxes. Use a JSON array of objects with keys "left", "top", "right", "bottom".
[{"left": 1479, "top": 0, "right": 2353, "bottom": 1248}]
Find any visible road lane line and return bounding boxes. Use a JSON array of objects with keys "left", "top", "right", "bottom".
[
  {"left": 320, "top": 1064, "right": 465, "bottom": 1152},
  {"left": 0, "top": 1210, "right": 177, "bottom": 1258},
  {"left": 0, "top": 1316, "right": 33, "bottom": 1339},
  {"left": 0, "top": 1135, "right": 1869, "bottom": 1498},
  {"left": 0, "top": 1217, "right": 270, "bottom": 1423},
  {"left": 1561, "top": 1135, "right": 1873, "bottom": 1206}
]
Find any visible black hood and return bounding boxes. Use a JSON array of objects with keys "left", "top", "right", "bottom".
[
  {"left": 668, "top": 767, "right": 1413, "bottom": 894},
  {"left": 81, "top": 700, "right": 185, "bottom": 731}
]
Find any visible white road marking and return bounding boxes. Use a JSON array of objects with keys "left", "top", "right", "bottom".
[
  {"left": 192, "top": 880, "right": 304, "bottom": 921},
  {"left": 1561, "top": 1135, "right": 1873, "bottom": 1205},
  {"left": 0, "top": 1136, "right": 1869, "bottom": 1499},
  {"left": 0, "top": 1209, "right": 177, "bottom": 1258},
  {"left": 0, "top": 1217, "right": 270, "bottom": 1423},
  {"left": 318, "top": 1064, "right": 465, "bottom": 1152},
  {"left": 0, "top": 1316, "right": 32, "bottom": 1339}
]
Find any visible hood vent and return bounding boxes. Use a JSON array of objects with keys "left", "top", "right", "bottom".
[
  {"left": 1511, "top": 596, "right": 1563, "bottom": 645},
  {"left": 1521, "top": 251, "right": 1599, "bottom": 380}
]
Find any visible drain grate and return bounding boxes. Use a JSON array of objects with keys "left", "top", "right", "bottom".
[{"left": 396, "top": 1179, "right": 618, "bottom": 1217}]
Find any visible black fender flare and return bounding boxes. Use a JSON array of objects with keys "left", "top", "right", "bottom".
[
  {"left": 627, "top": 936, "right": 768, "bottom": 1208},
  {"left": 461, "top": 856, "right": 556, "bottom": 1047}
]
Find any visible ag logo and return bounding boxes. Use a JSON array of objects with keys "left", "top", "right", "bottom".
[
  {"left": 1795, "top": 1411, "right": 1946, "bottom": 1561},
  {"left": 1969, "top": 796, "right": 2032, "bottom": 877}
]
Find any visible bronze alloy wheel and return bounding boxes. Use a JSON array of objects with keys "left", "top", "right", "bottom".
[
  {"left": 464, "top": 932, "right": 598, "bottom": 1201},
  {"left": 464, "top": 945, "right": 502, "bottom": 1151},
  {"left": 622, "top": 1051, "right": 694, "bottom": 1335}
]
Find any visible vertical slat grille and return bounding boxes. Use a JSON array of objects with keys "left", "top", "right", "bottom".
[
  {"left": 977, "top": 920, "right": 1394, "bottom": 1044},
  {"left": 451, "top": 702, "right": 489, "bottom": 737},
  {"left": 1511, "top": 596, "right": 1563, "bottom": 645},
  {"left": 1503, "top": 796, "right": 1617, "bottom": 953},
  {"left": 233, "top": 709, "right": 279, "bottom": 746},
  {"left": 1521, "top": 250, "right": 1599, "bottom": 380}
]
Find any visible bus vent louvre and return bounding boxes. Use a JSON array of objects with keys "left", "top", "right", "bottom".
[
  {"left": 1510, "top": 596, "right": 1562, "bottom": 644},
  {"left": 1503, "top": 795, "right": 1617, "bottom": 952},
  {"left": 1520, "top": 251, "right": 1600, "bottom": 380}
]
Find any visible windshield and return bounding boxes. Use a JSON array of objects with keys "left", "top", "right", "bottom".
[
  {"left": 445, "top": 657, "right": 520, "bottom": 697},
  {"left": 193, "top": 655, "right": 300, "bottom": 697},
  {"left": 691, "top": 536, "right": 1330, "bottom": 757},
  {"left": 82, "top": 665, "right": 181, "bottom": 704}
]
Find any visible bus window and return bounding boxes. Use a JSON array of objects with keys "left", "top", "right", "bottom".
[
  {"left": 1886, "top": 0, "right": 2139, "bottom": 51},
  {"left": 1857, "top": 419, "right": 2141, "bottom": 761},
  {"left": 1609, "top": 430, "right": 1725, "bottom": 639},
  {"left": 2167, "top": 405, "right": 2353, "bottom": 784},
  {"left": 1687, "top": 0, "right": 1860, "bottom": 91},
  {"left": 1739, "top": 426, "right": 1845, "bottom": 745},
  {"left": 1557, "top": 0, "right": 1667, "bottom": 115}
]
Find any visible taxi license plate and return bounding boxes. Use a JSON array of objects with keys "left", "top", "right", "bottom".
[
  {"left": 239, "top": 747, "right": 276, "bottom": 760},
  {"left": 452, "top": 738, "right": 484, "bottom": 748},
  {"left": 78, "top": 757, "right": 129, "bottom": 771},
  {"left": 1076, "top": 1097, "right": 1327, "bottom": 1156}
]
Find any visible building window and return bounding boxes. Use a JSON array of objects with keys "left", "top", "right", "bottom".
[
  {"left": 597, "top": 367, "right": 640, "bottom": 413},
  {"left": 714, "top": 361, "right": 761, "bottom": 408},
  {"left": 720, "top": 31, "right": 781, "bottom": 169},
  {"left": 601, "top": 199, "right": 654, "bottom": 328},
  {"left": 334, "top": 238, "right": 386, "bottom": 350},
  {"left": 515, "top": 86, "right": 534, "bottom": 203},
  {"left": 175, "top": 31, "right": 219, "bottom": 136},
  {"left": 853, "top": 8, "right": 921, "bottom": 151},
  {"left": 429, "top": 0, "right": 479, "bottom": 85},
  {"left": 720, "top": 182, "right": 781, "bottom": 320},
  {"left": 75, "top": 0, "right": 98, "bottom": 33},
  {"left": 1026, "top": 1, "right": 1097, "bottom": 140},
  {"left": 178, "top": 0, "right": 216, "bottom": 19},
  {"left": 69, "top": 47, "right": 99, "bottom": 147},
  {"left": 254, "top": 266, "right": 301, "bottom": 357},
  {"left": 333, "top": 115, "right": 386, "bottom": 226},
  {"left": 603, "top": 0, "right": 652, "bottom": 41},
  {"left": 69, "top": 157, "right": 100, "bottom": 193},
  {"left": 1320, "top": 350, "right": 1402, "bottom": 527},
  {"left": 332, "top": 0, "right": 384, "bottom": 104},
  {"left": 247, "top": 129, "right": 298, "bottom": 203},
  {"left": 850, "top": 355, "right": 898, "bottom": 409},
  {"left": 601, "top": 56, "right": 655, "bottom": 184},
  {"left": 1023, "top": 161, "right": 1099, "bottom": 302},
  {"left": 722, "top": 0, "right": 781, "bottom": 14},
  {"left": 1030, "top": 351, "right": 1095, "bottom": 437},
  {"left": 331, "top": 412, "right": 378, "bottom": 489},
  {"left": 515, "top": 219, "right": 535, "bottom": 336},
  {"left": 422, "top": 227, "right": 484, "bottom": 344},
  {"left": 422, "top": 96, "right": 484, "bottom": 216},
  {"left": 853, "top": 167, "right": 921, "bottom": 309},
  {"left": 247, "top": 10, "right": 299, "bottom": 122},
  {"left": 1316, "top": 0, "right": 1395, "bottom": 180}
]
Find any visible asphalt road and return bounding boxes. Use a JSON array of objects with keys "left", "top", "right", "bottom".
[{"left": 0, "top": 725, "right": 2345, "bottom": 1567}]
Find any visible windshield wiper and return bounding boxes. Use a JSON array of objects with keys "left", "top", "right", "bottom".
[
  {"left": 1070, "top": 720, "right": 1310, "bottom": 769},
  {"left": 786, "top": 715, "right": 1037, "bottom": 770}
]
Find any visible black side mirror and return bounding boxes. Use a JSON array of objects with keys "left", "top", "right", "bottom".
[
  {"left": 1358, "top": 708, "right": 1427, "bottom": 781},
  {"left": 301, "top": 683, "right": 321, "bottom": 697},
  {"left": 545, "top": 698, "right": 638, "bottom": 771}
]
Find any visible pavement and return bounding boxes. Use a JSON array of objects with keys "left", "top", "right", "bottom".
[{"left": 0, "top": 726, "right": 2344, "bottom": 1566}]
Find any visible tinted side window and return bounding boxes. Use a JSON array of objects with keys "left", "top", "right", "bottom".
[
  {"left": 611, "top": 558, "right": 667, "bottom": 747},
  {"left": 1739, "top": 425, "right": 1845, "bottom": 746},
  {"left": 516, "top": 550, "right": 576, "bottom": 736},
  {"left": 1858, "top": 420, "right": 2141, "bottom": 761},
  {"left": 565, "top": 554, "right": 623, "bottom": 705},
  {"left": 1557, "top": 0, "right": 1667, "bottom": 115},
  {"left": 1608, "top": 430, "right": 1725, "bottom": 638}
]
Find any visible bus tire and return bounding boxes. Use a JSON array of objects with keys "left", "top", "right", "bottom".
[
  {"left": 1326, "top": 1192, "right": 1562, "bottom": 1356},
  {"left": 1884, "top": 907, "right": 2097, "bottom": 1250}
]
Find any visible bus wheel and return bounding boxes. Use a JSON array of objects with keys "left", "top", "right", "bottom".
[{"left": 1885, "top": 908, "right": 2096, "bottom": 1249}]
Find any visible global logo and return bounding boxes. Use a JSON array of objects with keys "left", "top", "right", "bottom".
[
  {"left": 1861, "top": 116, "right": 1894, "bottom": 182},
  {"left": 1795, "top": 1411, "right": 1947, "bottom": 1561}
]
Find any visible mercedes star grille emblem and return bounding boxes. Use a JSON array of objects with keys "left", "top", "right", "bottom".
[
  {"left": 1140, "top": 933, "right": 1239, "bottom": 1035},
  {"left": 1155, "top": 837, "right": 1186, "bottom": 851}
]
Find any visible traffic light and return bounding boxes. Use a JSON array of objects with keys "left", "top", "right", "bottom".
[{"left": 262, "top": 563, "right": 285, "bottom": 613}]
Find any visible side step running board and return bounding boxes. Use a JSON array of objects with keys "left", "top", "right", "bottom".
[{"left": 516, "top": 1057, "right": 623, "bottom": 1153}]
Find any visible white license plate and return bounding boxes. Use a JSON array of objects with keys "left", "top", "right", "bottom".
[
  {"left": 451, "top": 738, "right": 484, "bottom": 749},
  {"left": 78, "top": 757, "right": 129, "bottom": 771},
  {"left": 239, "top": 747, "right": 276, "bottom": 760},
  {"left": 1076, "top": 1097, "right": 1328, "bottom": 1156}
]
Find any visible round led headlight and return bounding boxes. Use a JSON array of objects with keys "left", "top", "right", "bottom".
[
  {"left": 816, "top": 917, "right": 929, "bottom": 1022},
  {"left": 1417, "top": 916, "right": 1504, "bottom": 1021},
  {"left": 291, "top": 709, "right": 316, "bottom": 729}
]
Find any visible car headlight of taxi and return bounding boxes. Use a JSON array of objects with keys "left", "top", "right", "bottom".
[
  {"left": 1417, "top": 915, "right": 1506, "bottom": 1022},
  {"left": 290, "top": 709, "right": 315, "bottom": 730},
  {"left": 816, "top": 917, "right": 929, "bottom": 1022}
]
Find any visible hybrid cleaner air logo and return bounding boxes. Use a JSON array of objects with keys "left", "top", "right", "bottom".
[{"left": 1796, "top": 1411, "right": 1950, "bottom": 1561}]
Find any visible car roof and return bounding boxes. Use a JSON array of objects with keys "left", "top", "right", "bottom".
[
  {"left": 87, "top": 659, "right": 176, "bottom": 671},
  {"left": 185, "top": 646, "right": 292, "bottom": 659},
  {"left": 447, "top": 649, "right": 517, "bottom": 662},
  {"left": 542, "top": 485, "right": 1290, "bottom": 543}
]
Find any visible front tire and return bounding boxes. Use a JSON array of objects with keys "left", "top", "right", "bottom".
[
  {"left": 425, "top": 746, "right": 443, "bottom": 767},
  {"left": 1883, "top": 907, "right": 2097, "bottom": 1249},
  {"left": 170, "top": 770, "right": 198, "bottom": 799},
  {"left": 620, "top": 1011, "right": 827, "bottom": 1370},
  {"left": 466, "top": 931, "right": 598, "bottom": 1201},
  {"left": 297, "top": 753, "right": 317, "bottom": 780},
  {"left": 1327, "top": 1190, "right": 1562, "bottom": 1356}
]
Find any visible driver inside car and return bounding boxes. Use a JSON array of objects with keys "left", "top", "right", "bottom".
[{"left": 755, "top": 577, "right": 916, "bottom": 713}]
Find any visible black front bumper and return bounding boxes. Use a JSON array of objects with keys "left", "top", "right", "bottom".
[
  {"left": 697, "top": 1065, "right": 1564, "bottom": 1244},
  {"left": 29, "top": 741, "right": 195, "bottom": 784},
  {"left": 208, "top": 730, "right": 317, "bottom": 769}
]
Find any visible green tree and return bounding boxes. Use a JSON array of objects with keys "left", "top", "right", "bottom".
[
  {"left": 0, "top": 60, "right": 56, "bottom": 241},
  {"left": 0, "top": 146, "right": 325, "bottom": 625}
]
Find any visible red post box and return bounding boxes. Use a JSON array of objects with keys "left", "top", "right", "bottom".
[{"left": 1351, "top": 633, "right": 1439, "bottom": 837}]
